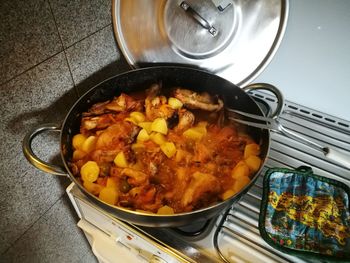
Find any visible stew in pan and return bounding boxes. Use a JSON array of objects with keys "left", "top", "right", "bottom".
[{"left": 69, "top": 83, "right": 262, "bottom": 214}]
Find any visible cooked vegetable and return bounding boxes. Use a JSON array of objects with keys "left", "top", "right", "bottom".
[
  {"left": 233, "top": 176, "right": 251, "bottom": 193},
  {"left": 72, "top": 149, "right": 86, "bottom": 160},
  {"left": 231, "top": 161, "right": 250, "bottom": 179},
  {"left": 137, "top": 129, "right": 150, "bottom": 142},
  {"left": 160, "top": 142, "right": 177, "bottom": 158},
  {"left": 151, "top": 118, "right": 168, "bottom": 134},
  {"left": 149, "top": 132, "right": 166, "bottom": 145},
  {"left": 244, "top": 143, "right": 260, "bottom": 159},
  {"left": 99, "top": 187, "right": 119, "bottom": 205},
  {"left": 81, "top": 161, "right": 100, "bottom": 182},
  {"left": 245, "top": 155, "right": 262, "bottom": 172},
  {"left": 119, "top": 179, "right": 131, "bottom": 193},
  {"left": 81, "top": 136, "right": 97, "bottom": 153},
  {"left": 222, "top": 189, "right": 235, "bottom": 200},
  {"left": 130, "top": 111, "right": 146, "bottom": 123},
  {"left": 168, "top": 97, "right": 183, "bottom": 109},
  {"left": 106, "top": 177, "right": 118, "bottom": 189},
  {"left": 157, "top": 205, "right": 175, "bottom": 214},
  {"left": 183, "top": 127, "right": 205, "bottom": 141},
  {"left": 72, "top": 134, "right": 87, "bottom": 150},
  {"left": 114, "top": 152, "right": 128, "bottom": 168},
  {"left": 138, "top": 121, "right": 152, "bottom": 134},
  {"left": 83, "top": 181, "right": 103, "bottom": 195}
]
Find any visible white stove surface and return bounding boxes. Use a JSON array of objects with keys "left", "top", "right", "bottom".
[{"left": 254, "top": 0, "right": 350, "bottom": 121}]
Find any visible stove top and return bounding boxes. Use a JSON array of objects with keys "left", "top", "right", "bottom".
[{"left": 68, "top": 91, "right": 350, "bottom": 262}]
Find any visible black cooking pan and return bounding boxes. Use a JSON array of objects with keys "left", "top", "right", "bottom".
[{"left": 23, "top": 66, "right": 283, "bottom": 227}]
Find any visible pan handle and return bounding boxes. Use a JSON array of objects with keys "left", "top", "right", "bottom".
[
  {"left": 242, "top": 83, "right": 284, "bottom": 119},
  {"left": 22, "top": 123, "right": 67, "bottom": 176},
  {"left": 242, "top": 84, "right": 350, "bottom": 170}
]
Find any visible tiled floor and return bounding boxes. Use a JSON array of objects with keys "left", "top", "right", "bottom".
[{"left": 0, "top": 0, "right": 130, "bottom": 262}]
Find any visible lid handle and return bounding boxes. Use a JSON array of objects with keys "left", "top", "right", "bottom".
[{"left": 180, "top": 1, "right": 218, "bottom": 36}]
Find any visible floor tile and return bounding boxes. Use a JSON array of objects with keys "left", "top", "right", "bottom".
[
  {"left": 0, "top": 196, "right": 97, "bottom": 263},
  {"left": 65, "top": 25, "right": 130, "bottom": 96},
  {"left": 0, "top": 52, "right": 77, "bottom": 254},
  {"left": 49, "top": 0, "right": 112, "bottom": 48},
  {"left": 0, "top": 0, "right": 62, "bottom": 85}
]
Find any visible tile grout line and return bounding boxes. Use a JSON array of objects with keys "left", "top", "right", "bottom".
[
  {"left": 46, "top": 0, "right": 78, "bottom": 97},
  {"left": 1, "top": 193, "right": 67, "bottom": 256},
  {"left": 1, "top": 0, "right": 111, "bottom": 255},
  {"left": 64, "top": 23, "right": 112, "bottom": 50},
  {"left": 58, "top": 22, "right": 114, "bottom": 97},
  {"left": 0, "top": 20, "right": 112, "bottom": 90},
  {"left": 0, "top": 50, "right": 63, "bottom": 87}
]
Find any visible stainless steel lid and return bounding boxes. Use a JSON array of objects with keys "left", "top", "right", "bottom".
[{"left": 112, "top": 0, "right": 288, "bottom": 86}]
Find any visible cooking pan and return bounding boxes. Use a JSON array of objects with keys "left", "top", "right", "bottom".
[{"left": 22, "top": 66, "right": 283, "bottom": 227}]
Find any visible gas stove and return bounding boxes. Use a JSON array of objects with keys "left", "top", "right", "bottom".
[
  {"left": 68, "top": 1, "right": 350, "bottom": 261},
  {"left": 67, "top": 90, "right": 350, "bottom": 263}
]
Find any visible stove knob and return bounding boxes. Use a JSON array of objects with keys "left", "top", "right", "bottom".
[{"left": 149, "top": 255, "right": 168, "bottom": 263}]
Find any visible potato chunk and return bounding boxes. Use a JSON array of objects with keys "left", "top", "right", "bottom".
[
  {"left": 150, "top": 132, "right": 166, "bottom": 145},
  {"left": 99, "top": 187, "right": 119, "bottom": 205},
  {"left": 222, "top": 189, "right": 235, "bottom": 200},
  {"left": 231, "top": 161, "right": 250, "bottom": 179},
  {"left": 233, "top": 176, "right": 251, "bottom": 193},
  {"left": 244, "top": 143, "right": 260, "bottom": 159},
  {"left": 160, "top": 142, "right": 177, "bottom": 158},
  {"left": 168, "top": 97, "right": 183, "bottom": 109},
  {"left": 137, "top": 128, "right": 150, "bottom": 142},
  {"left": 151, "top": 118, "right": 168, "bottom": 135},
  {"left": 138, "top": 121, "right": 152, "bottom": 134},
  {"left": 72, "top": 149, "right": 87, "bottom": 160},
  {"left": 81, "top": 161, "right": 100, "bottom": 182},
  {"left": 83, "top": 181, "right": 102, "bottom": 195},
  {"left": 81, "top": 135, "right": 97, "bottom": 153},
  {"left": 114, "top": 152, "right": 128, "bottom": 168},
  {"left": 106, "top": 177, "right": 119, "bottom": 189},
  {"left": 129, "top": 111, "right": 146, "bottom": 123},
  {"left": 72, "top": 134, "right": 87, "bottom": 150},
  {"left": 157, "top": 205, "right": 175, "bottom": 215},
  {"left": 183, "top": 127, "right": 204, "bottom": 141},
  {"left": 245, "top": 155, "right": 262, "bottom": 172}
]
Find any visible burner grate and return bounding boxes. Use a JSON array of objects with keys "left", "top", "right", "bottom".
[{"left": 214, "top": 92, "right": 350, "bottom": 262}]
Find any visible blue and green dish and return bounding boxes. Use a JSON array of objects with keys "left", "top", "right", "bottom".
[{"left": 259, "top": 167, "right": 350, "bottom": 261}]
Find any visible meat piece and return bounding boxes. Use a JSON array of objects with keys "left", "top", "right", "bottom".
[
  {"left": 83, "top": 93, "right": 143, "bottom": 117},
  {"left": 91, "top": 149, "right": 119, "bottom": 163},
  {"left": 95, "top": 122, "right": 139, "bottom": 149},
  {"left": 122, "top": 168, "right": 148, "bottom": 186},
  {"left": 193, "top": 143, "right": 211, "bottom": 163},
  {"left": 181, "top": 172, "right": 221, "bottom": 209},
  {"left": 81, "top": 113, "right": 127, "bottom": 132},
  {"left": 174, "top": 88, "right": 223, "bottom": 112},
  {"left": 145, "top": 84, "right": 175, "bottom": 120},
  {"left": 127, "top": 185, "right": 162, "bottom": 212},
  {"left": 174, "top": 109, "right": 195, "bottom": 132}
]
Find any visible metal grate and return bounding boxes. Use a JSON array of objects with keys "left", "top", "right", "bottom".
[{"left": 214, "top": 92, "right": 350, "bottom": 262}]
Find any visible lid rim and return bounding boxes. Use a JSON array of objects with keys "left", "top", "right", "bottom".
[{"left": 113, "top": 0, "right": 289, "bottom": 86}]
